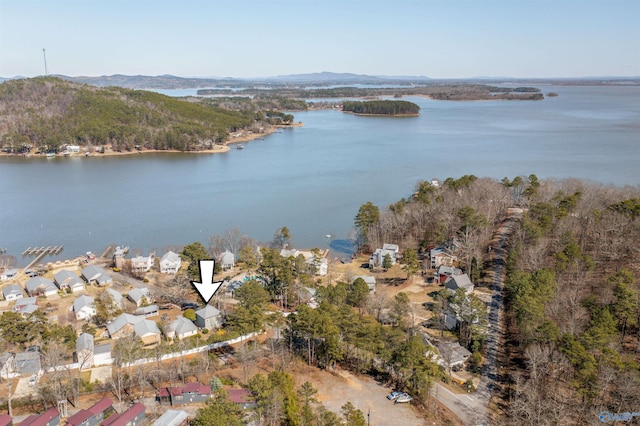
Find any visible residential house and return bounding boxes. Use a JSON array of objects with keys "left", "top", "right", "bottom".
[
  {"left": 127, "top": 288, "right": 151, "bottom": 307},
  {"left": 13, "top": 297, "right": 38, "bottom": 315},
  {"left": 194, "top": 305, "right": 222, "bottom": 330},
  {"left": 81, "top": 265, "right": 112, "bottom": 286},
  {"left": 112, "top": 246, "right": 128, "bottom": 269},
  {"left": 369, "top": 243, "right": 399, "bottom": 269},
  {"left": 353, "top": 275, "right": 376, "bottom": 293},
  {"left": 430, "top": 247, "right": 458, "bottom": 269},
  {"left": 219, "top": 250, "right": 235, "bottom": 271},
  {"left": 435, "top": 265, "right": 463, "bottom": 284},
  {"left": 297, "top": 287, "right": 318, "bottom": 308},
  {"left": 159, "top": 251, "right": 181, "bottom": 274},
  {"left": 444, "top": 273, "right": 474, "bottom": 293},
  {"left": 18, "top": 407, "right": 60, "bottom": 426},
  {"left": 106, "top": 288, "right": 125, "bottom": 309},
  {"left": 2, "top": 284, "right": 23, "bottom": 301},
  {"left": 165, "top": 317, "right": 198, "bottom": 340},
  {"left": 101, "top": 403, "right": 145, "bottom": 426},
  {"left": 0, "top": 413, "right": 12, "bottom": 426},
  {"left": 434, "top": 340, "right": 472, "bottom": 370},
  {"left": 0, "top": 269, "right": 19, "bottom": 281},
  {"left": 135, "top": 304, "right": 159, "bottom": 317},
  {"left": 0, "top": 352, "right": 15, "bottom": 379},
  {"left": 305, "top": 256, "right": 328, "bottom": 276},
  {"left": 75, "top": 333, "right": 94, "bottom": 369},
  {"left": 159, "top": 382, "right": 211, "bottom": 406},
  {"left": 224, "top": 280, "right": 243, "bottom": 298},
  {"left": 24, "top": 277, "right": 57, "bottom": 297},
  {"left": 53, "top": 270, "right": 84, "bottom": 293},
  {"left": 151, "top": 410, "right": 189, "bottom": 426},
  {"left": 107, "top": 313, "right": 161, "bottom": 345},
  {"left": 65, "top": 397, "right": 113, "bottom": 426},
  {"left": 73, "top": 295, "right": 96, "bottom": 320},
  {"left": 131, "top": 254, "right": 154, "bottom": 274},
  {"left": 228, "top": 389, "right": 257, "bottom": 410},
  {"left": 14, "top": 351, "right": 41, "bottom": 376},
  {"left": 93, "top": 343, "right": 112, "bottom": 366}
]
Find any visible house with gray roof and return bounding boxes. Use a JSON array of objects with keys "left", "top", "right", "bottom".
[
  {"left": 434, "top": 340, "right": 472, "bottom": 370},
  {"left": 353, "top": 275, "right": 376, "bottom": 293},
  {"left": 24, "top": 277, "right": 57, "bottom": 297},
  {"left": 2, "top": 284, "right": 23, "bottom": 301},
  {"left": 13, "top": 297, "right": 38, "bottom": 314},
  {"left": 107, "top": 313, "right": 160, "bottom": 346},
  {"left": 106, "top": 288, "right": 125, "bottom": 308},
  {"left": 151, "top": 409, "right": 189, "bottom": 426},
  {"left": 0, "top": 268, "right": 19, "bottom": 281},
  {"left": 14, "top": 351, "right": 41, "bottom": 376},
  {"left": 160, "top": 251, "right": 181, "bottom": 274},
  {"left": 444, "top": 273, "right": 474, "bottom": 293},
  {"left": 73, "top": 295, "right": 96, "bottom": 320},
  {"left": 81, "top": 265, "right": 113, "bottom": 286},
  {"left": 194, "top": 305, "right": 222, "bottom": 330},
  {"left": 128, "top": 287, "right": 151, "bottom": 307},
  {"left": 220, "top": 250, "right": 235, "bottom": 271},
  {"left": 369, "top": 243, "right": 400, "bottom": 269},
  {"left": 135, "top": 304, "right": 159, "bottom": 317},
  {"left": 75, "top": 333, "right": 95, "bottom": 369},
  {"left": 166, "top": 316, "right": 198, "bottom": 340},
  {"left": 53, "top": 270, "right": 85, "bottom": 293}
]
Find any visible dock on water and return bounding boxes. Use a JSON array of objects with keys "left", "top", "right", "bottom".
[{"left": 21, "top": 245, "right": 64, "bottom": 270}]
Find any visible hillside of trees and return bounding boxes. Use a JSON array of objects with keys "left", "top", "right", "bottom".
[
  {"left": 0, "top": 77, "right": 279, "bottom": 153},
  {"left": 197, "top": 84, "right": 544, "bottom": 101},
  {"left": 342, "top": 100, "right": 420, "bottom": 116},
  {"left": 353, "top": 176, "right": 640, "bottom": 424}
]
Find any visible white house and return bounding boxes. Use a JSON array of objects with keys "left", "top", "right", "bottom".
[
  {"left": 81, "top": 265, "right": 113, "bottom": 285},
  {"left": 2, "top": 284, "right": 23, "bottom": 301},
  {"left": 73, "top": 295, "right": 96, "bottom": 320},
  {"left": 24, "top": 277, "right": 58, "bottom": 297},
  {"left": 53, "top": 270, "right": 85, "bottom": 293},
  {"left": 131, "top": 254, "right": 154, "bottom": 274},
  {"left": 128, "top": 287, "right": 151, "bottom": 307},
  {"left": 0, "top": 269, "right": 19, "bottom": 281},
  {"left": 166, "top": 316, "right": 198, "bottom": 340},
  {"left": 75, "top": 333, "right": 94, "bottom": 369},
  {"left": 220, "top": 250, "right": 235, "bottom": 271},
  {"left": 430, "top": 248, "right": 458, "bottom": 269},
  {"left": 353, "top": 275, "right": 376, "bottom": 293},
  {"left": 369, "top": 243, "right": 399, "bottom": 269},
  {"left": 13, "top": 297, "right": 38, "bottom": 313},
  {"left": 159, "top": 251, "right": 181, "bottom": 274},
  {"left": 195, "top": 305, "right": 223, "bottom": 330}
]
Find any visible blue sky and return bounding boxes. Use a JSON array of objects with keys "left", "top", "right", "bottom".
[{"left": 1, "top": 0, "right": 638, "bottom": 78}]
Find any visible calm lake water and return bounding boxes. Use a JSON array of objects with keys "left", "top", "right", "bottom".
[{"left": 1, "top": 85, "right": 639, "bottom": 266}]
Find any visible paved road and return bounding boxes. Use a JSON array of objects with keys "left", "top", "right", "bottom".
[{"left": 433, "top": 208, "right": 522, "bottom": 426}]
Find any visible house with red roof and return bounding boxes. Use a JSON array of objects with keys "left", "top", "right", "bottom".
[
  {"left": 17, "top": 407, "right": 59, "bottom": 426},
  {"left": 100, "top": 403, "right": 145, "bottom": 426},
  {"left": 65, "top": 397, "right": 113, "bottom": 426}
]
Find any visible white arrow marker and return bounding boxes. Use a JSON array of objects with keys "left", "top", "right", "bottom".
[{"left": 191, "top": 259, "right": 223, "bottom": 304}]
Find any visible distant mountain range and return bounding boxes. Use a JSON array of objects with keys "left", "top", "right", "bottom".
[{"left": 0, "top": 72, "right": 638, "bottom": 89}]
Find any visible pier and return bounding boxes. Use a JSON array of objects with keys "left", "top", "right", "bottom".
[{"left": 21, "top": 245, "right": 64, "bottom": 271}]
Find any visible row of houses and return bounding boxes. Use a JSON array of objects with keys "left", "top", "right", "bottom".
[{"left": 1, "top": 266, "right": 113, "bottom": 302}]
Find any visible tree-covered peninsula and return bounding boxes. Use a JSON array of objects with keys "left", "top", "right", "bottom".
[
  {"left": 342, "top": 100, "right": 420, "bottom": 116},
  {"left": 0, "top": 77, "right": 294, "bottom": 153}
]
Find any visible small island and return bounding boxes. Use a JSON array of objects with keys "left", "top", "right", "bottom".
[
  {"left": 342, "top": 100, "right": 420, "bottom": 116},
  {"left": 546, "top": 92, "right": 559, "bottom": 97}
]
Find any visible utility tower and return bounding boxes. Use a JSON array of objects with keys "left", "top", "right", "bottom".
[{"left": 42, "top": 48, "right": 48, "bottom": 76}]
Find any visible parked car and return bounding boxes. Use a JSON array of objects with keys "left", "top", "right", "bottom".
[
  {"left": 395, "top": 392, "right": 413, "bottom": 404},
  {"left": 386, "top": 391, "right": 403, "bottom": 401},
  {"left": 181, "top": 302, "right": 199, "bottom": 311}
]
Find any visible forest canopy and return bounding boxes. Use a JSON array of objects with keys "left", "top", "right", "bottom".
[
  {"left": 0, "top": 77, "right": 268, "bottom": 152},
  {"left": 342, "top": 100, "right": 420, "bottom": 116}
]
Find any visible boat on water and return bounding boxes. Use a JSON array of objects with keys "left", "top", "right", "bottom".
[
  {"left": 236, "top": 145, "right": 244, "bottom": 150},
  {"left": 46, "top": 152, "right": 55, "bottom": 158}
]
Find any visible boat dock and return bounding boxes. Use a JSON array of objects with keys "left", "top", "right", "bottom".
[
  {"left": 21, "top": 245, "right": 64, "bottom": 271},
  {"left": 22, "top": 246, "right": 64, "bottom": 257}
]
